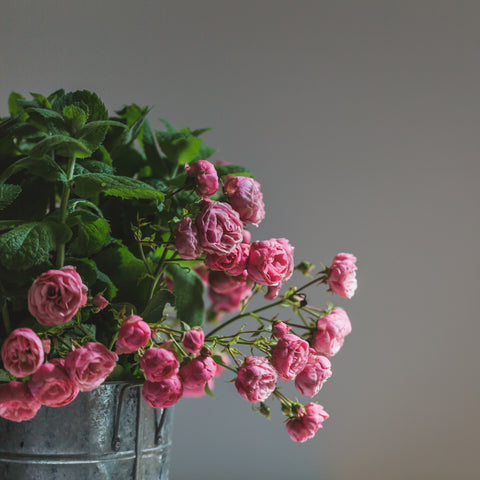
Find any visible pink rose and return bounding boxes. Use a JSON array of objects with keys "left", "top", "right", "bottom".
[
  {"left": 93, "top": 295, "right": 109, "bottom": 311},
  {"left": 195, "top": 200, "right": 244, "bottom": 255},
  {"left": 235, "top": 356, "right": 278, "bottom": 403},
  {"left": 294, "top": 349, "right": 332, "bottom": 397},
  {"left": 115, "top": 315, "right": 151, "bottom": 354},
  {"left": 271, "top": 333, "right": 309, "bottom": 382},
  {"left": 179, "top": 355, "right": 217, "bottom": 391},
  {"left": 182, "top": 328, "right": 205, "bottom": 355},
  {"left": 28, "top": 266, "right": 87, "bottom": 326},
  {"left": 140, "top": 347, "right": 180, "bottom": 382},
  {"left": 265, "top": 283, "right": 281, "bottom": 300},
  {"left": 142, "top": 376, "right": 183, "bottom": 408},
  {"left": 205, "top": 243, "right": 250, "bottom": 276},
  {"left": 208, "top": 271, "right": 253, "bottom": 313},
  {"left": 224, "top": 176, "right": 265, "bottom": 226},
  {"left": 326, "top": 252, "right": 358, "bottom": 299},
  {"left": 185, "top": 160, "right": 219, "bottom": 197},
  {"left": 286, "top": 403, "right": 329, "bottom": 442},
  {"left": 313, "top": 308, "right": 352, "bottom": 357},
  {"left": 174, "top": 217, "right": 202, "bottom": 260},
  {"left": 28, "top": 359, "right": 79, "bottom": 407},
  {"left": 0, "top": 381, "right": 42, "bottom": 422},
  {"left": 247, "top": 238, "right": 294, "bottom": 286},
  {"left": 1, "top": 328, "right": 44, "bottom": 378},
  {"left": 242, "top": 230, "right": 251, "bottom": 244},
  {"left": 65, "top": 342, "right": 118, "bottom": 392},
  {"left": 272, "top": 321, "right": 291, "bottom": 339}
]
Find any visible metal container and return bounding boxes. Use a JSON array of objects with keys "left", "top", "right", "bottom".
[{"left": 0, "top": 383, "right": 174, "bottom": 479}]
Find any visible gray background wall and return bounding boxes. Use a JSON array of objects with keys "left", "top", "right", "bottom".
[{"left": 1, "top": 1, "right": 479, "bottom": 479}]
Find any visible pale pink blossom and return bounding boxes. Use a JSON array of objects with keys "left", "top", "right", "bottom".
[
  {"left": 205, "top": 243, "right": 250, "bottom": 276},
  {"left": 327, "top": 253, "right": 358, "bottom": 299},
  {"left": 313, "top": 308, "right": 352, "bottom": 357},
  {"left": 224, "top": 176, "right": 265, "bottom": 226},
  {"left": 0, "top": 381, "right": 42, "bottom": 422},
  {"left": 185, "top": 160, "right": 219, "bottom": 197},
  {"left": 142, "top": 376, "right": 183, "bottom": 408},
  {"left": 286, "top": 403, "right": 329, "bottom": 442},
  {"left": 271, "top": 333, "right": 309, "bottom": 381},
  {"left": 235, "top": 356, "right": 278, "bottom": 403},
  {"left": 295, "top": 349, "right": 332, "bottom": 397},
  {"left": 115, "top": 315, "right": 151, "bottom": 354},
  {"left": 140, "top": 347, "right": 180, "bottom": 382},
  {"left": 179, "top": 355, "right": 217, "bottom": 391},
  {"left": 174, "top": 217, "right": 202, "bottom": 260},
  {"left": 182, "top": 328, "right": 205, "bottom": 355},
  {"left": 272, "top": 322, "right": 291, "bottom": 339}
]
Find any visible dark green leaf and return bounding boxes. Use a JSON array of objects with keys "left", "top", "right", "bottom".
[
  {"left": 75, "top": 160, "right": 115, "bottom": 175},
  {"left": 29, "top": 135, "right": 92, "bottom": 159},
  {"left": 26, "top": 108, "right": 66, "bottom": 132},
  {"left": 115, "top": 107, "right": 151, "bottom": 148},
  {"left": 8, "top": 93, "right": 28, "bottom": 120},
  {"left": 111, "top": 145, "right": 146, "bottom": 177},
  {"left": 215, "top": 164, "right": 253, "bottom": 178},
  {"left": 155, "top": 131, "right": 203, "bottom": 166},
  {"left": 30, "top": 93, "right": 51, "bottom": 108},
  {"left": 167, "top": 264, "right": 205, "bottom": 327},
  {"left": 73, "top": 173, "right": 164, "bottom": 201},
  {"left": 143, "top": 119, "right": 169, "bottom": 177},
  {"left": 67, "top": 209, "right": 111, "bottom": 256},
  {"left": 191, "top": 128, "right": 213, "bottom": 137},
  {"left": 0, "top": 184, "right": 22, "bottom": 210},
  {"left": 0, "top": 369, "right": 11, "bottom": 382},
  {"left": 0, "top": 155, "right": 67, "bottom": 183},
  {"left": 194, "top": 144, "right": 217, "bottom": 162},
  {"left": 0, "top": 221, "right": 72, "bottom": 270},
  {"left": 62, "top": 105, "right": 87, "bottom": 133},
  {"left": 142, "top": 288, "right": 175, "bottom": 323}
]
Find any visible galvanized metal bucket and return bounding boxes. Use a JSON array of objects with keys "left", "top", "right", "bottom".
[{"left": 0, "top": 383, "right": 174, "bottom": 479}]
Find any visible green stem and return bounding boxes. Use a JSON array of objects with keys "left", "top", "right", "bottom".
[
  {"left": 148, "top": 242, "right": 173, "bottom": 300},
  {"left": 56, "top": 155, "right": 76, "bottom": 268}
]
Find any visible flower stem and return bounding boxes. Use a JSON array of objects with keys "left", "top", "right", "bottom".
[{"left": 56, "top": 155, "right": 76, "bottom": 268}]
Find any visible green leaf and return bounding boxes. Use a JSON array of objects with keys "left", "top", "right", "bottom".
[
  {"left": 30, "top": 93, "right": 51, "bottom": 108},
  {"left": 62, "top": 105, "right": 87, "bottom": 133},
  {"left": 0, "top": 221, "right": 72, "bottom": 270},
  {"left": 167, "top": 264, "right": 205, "bottom": 327},
  {"left": 0, "top": 369, "right": 11, "bottom": 382},
  {"left": 214, "top": 164, "right": 254, "bottom": 178},
  {"left": 75, "top": 160, "right": 115, "bottom": 175},
  {"left": 67, "top": 209, "right": 111, "bottom": 256},
  {"left": 155, "top": 131, "right": 203, "bottom": 166},
  {"left": 143, "top": 119, "right": 169, "bottom": 177},
  {"left": 29, "top": 135, "right": 92, "bottom": 159},
  {"left": 114, "top": 107, "right": 151, "bottom": 148},
  {"left": 73, "top": 173, "right": 164, "bottom": 201},
  {"left": 194, "top": 144, "right": 217, "bottom": 162},
  {"left": 0, "top": 155, "right": 67, "bottom": 183},
  {"left": 0, "top": 184, "right": 22, "bottom": 210},
  {"left": 111, "top": 145, "right": 147, "bottom": 177},
  {"left": 8, "top": 92, "right": 28, "bottom": 120},
  {"left": 26, "top": 108, "right": 66, "bottom": 132},
  {"left": 142, "top": 288, "right": 175, "bottom": 323}
]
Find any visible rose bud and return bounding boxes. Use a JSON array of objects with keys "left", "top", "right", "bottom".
[
  {"left": 115, "top": 315, "right": 151, "bottom": 354},
  {"left": 271, "top": 333, "right": 309, "bottom": 382},
  {"left": 0, "top": 381, "right": 42, "bottom": 422},
  {"left": 174, "top": 217, "right": 202, "bottom": 260},
  {"left": 185, "top": 160, "right": 219, "bottom": 197},
  {"left": 140, "top": 347, "right": 180, "bottom": 382},
  {"left": 182, "top": 328, "right": 205, "bottom": 355},
  {"left": 235, "top": 356, "right": 278, "bottom": 403},
  {"left": 242, "top": 230, "right": 251, "bottom": 244},
  {"left": 247, "top": 238, "right": 294, "bottom": 286},
  {"left": 294, "top": 349, "right": 332, "bottom": 397},
  {"left": 65, "top": 342, "right": 118, "bottom": 392},
  {"left": 1, "top": 328, "right": 44, "bottom": 378},
  {"left": 313, "top": 308, "right": 352, "bottom": 358},
  {"left": 272, "top": 321, "right": 291, "bottom": 339},
  {"left": 285, "top": 403, "right": 329, "bottom": 443},
  {"left": 265, "top": 283, "right": 281, "bottom": 300},
  {"left": 28, "top": 359, "right": 79, "bottom": 407},
  {"left": 195, "top": 200, "right": 244, "bottom": 255},
  {"left": 41, "top": 339, "right": 51, "bottom": 355},
  {"left": 142, "top": 376, "right": 183, "bottom": 408},
  {"left": 326, "top": 252, "right": 358, "bottom": 299},
  {"left": 224, "top": 176, "right": 265, "bottom": 226},
  {"left": 93, "top": 295, "right": 109, "bottom": 311},
  {"left": 205, "top": 243, "right": 250, "bottom": 276},
  {"left": 28, "top": 266, "right": 87, "bottom": 326},
  {"left": 179, "top": 355, "right": 217, "bottom": 391}
]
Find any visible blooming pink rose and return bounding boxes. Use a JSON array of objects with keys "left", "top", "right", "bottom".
[
  {"left": 270, "top": 333, "right": 309, "bottom": 382},
  {"left": 1, "top": 328, "right": 44, "bottom": 378},
  {"left": 116, "top": 315, "right": 151, "bottom": 354},
  {"left": 327, "top": 252, "right": 358, "bottom": 299},
  {"left": 286, "top": 403, "right": 329, "bottom": 442},
  {"left": 182, "top": 328, "right": 205, "bottom": 355},
  {"left": 28, "top": 266, "right": 87, "bottom": 326},
  {"left": 205, "top": 243, "right": 250, "bottom": 276},
  {"left": 208, "top": 271, "right": 253, "bottom": 313},
  {"left": 93, "top": 295, "right": 109, "bottom": 311},
  {"left": 247, "top": 238, "right": 294, "bottom": 286},
  {"left": 28, "top": 359, "right": 79, "bottom": 407},
  {"left": 272, "top": 321, "right": 291, "bottom": 339},
  {"left": 140, "top": 347, "right": 180, "bottom": 382},
  {"left": 195, "top": 200, "right": 244, "bottom": 255},
  {"left": 65, "top": 342, "right": 118, "bottom": 392},
  {"left": 174, "top": 217, "right": 202, "bottom": 260},
  {"left": 0, "top": 381, "right": 42, "bottom": 422},
  {"left": 295, "top": 349, "right": 332, "bottom": 397},
  {"left": 142, "top": 376, "right": 183, "bottom": 408},
  {"left": 224, "top": 176, "right": 265, "bottom": 226},
  {"left": 235, "top": 356, "right": 278, "bottom": 403},
  {"left": 179, "top": 355, "right": 217, "bottom": 391},
  {"left": 313, "top": 308, "right": 352, "bottom": 357},
  {"left": 185, "top": 160, "right": 219, "bottom": 197},
  {"left": 242, "top": 230, "right": 251, "bottom": 244}
]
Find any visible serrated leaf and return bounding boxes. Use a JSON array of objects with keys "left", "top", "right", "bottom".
[
  {"left": 0, "top": 184, "right": 22, "bottom": 210},
  {"left": 67, "top": 209, "right": 111, "bottom": 256},
  {"left": 75, "top": 160, "right": 115, "bottom": 175},
  {"left": 215, "top": 164, "right": 253, "bottom": 178},
  {"left": 73, "top": 173, "right": 164, "bottom": 201},
  {"left": 0, "top": 221, "right": 72, "bottom": 270},
  {"left": 0, "top": 155, "right": 67, "bottom": 183},
  {"left": 62, "top": 105, "right": 87, "bottom": 133},
  {"left": 26, "top": 108, "right": 66, "bottom": 132},
  {"left": 143, "top": 119, "right": 170, "bottom": 177},
  {"left": 167, "top": 264, "right": 205, "bottom": 327},
  {"left": 155, "top": 131, "right": 203, "bottom": 166},
  {"left": 115, "top": 107, "right": 151, "bottom": 148},
  {"left": 29, "top": 135, "right": 92, "bottom": 159},
  {"left": 8, "top": 93, "right": 28, "bottom": 120},
  {"left": 111, "top": 145, "right": 147, "bottom": 177},
  {"left": 30, "top": 93, "right": 51, "bottom": 108},
  {"left": 194, "top": 144, "right": 217, "bottom": 162},
  {"left": 142, "top": 288, "right": 175, "bottom": 323}
]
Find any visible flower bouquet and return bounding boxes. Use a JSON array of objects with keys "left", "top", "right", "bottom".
[{"left": 0, "top": 89, "right": 358, "bottom": 444}]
